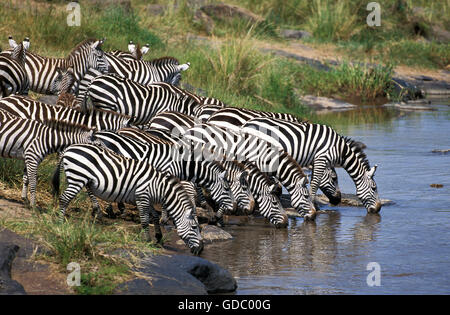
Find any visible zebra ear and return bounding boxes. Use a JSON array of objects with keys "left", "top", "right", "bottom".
[
  {"left": 269, "top": 184, "right": 278, "bottom": 194},
  {"left": 8, "top": 35, "right": 17, "bottom": 49},
  {"left": 219, "top": 170, "right": 227, "bottom": 180},
  {"left": 141, "top": 44, "right": 150, "bottom": 56},
  {"left": 23, "top": 37, "right": 30, "bottom": 50},
  {"left": 177, "top": 62, "right": 190, "bottom": 72},
  {"left": 368, "top": 164, "right": 378, "bottom": 178}
]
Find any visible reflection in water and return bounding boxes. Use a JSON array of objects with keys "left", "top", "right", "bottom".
[{"left": 204, "top": 103, "right": 450, "bottom": 294}]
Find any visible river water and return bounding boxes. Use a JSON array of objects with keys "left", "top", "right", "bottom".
[{"left": 202, "top": 100, "right": 450, "bottom": 295}]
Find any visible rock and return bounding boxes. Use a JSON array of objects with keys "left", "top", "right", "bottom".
[
  {"left": 201, "top": 225, "right": 233, "bottom": 243},
  {"left": 279, "top": 29, "right": 311, "bottom": 40},
  {"left": 115, "top": 254, "right": 237, "bottom": 294},
  {"left": 383, "top": 102, "right": 436, "bottom": 111},
  {"left": 199, "top": 3, "right": 264, "bottom": 24},
  {"left": 300, "top": 95, "right": 357, "bottom": 112},
  {"left": 430, "top": 184, "right": 443, "bottom": 188},
  {"left": 391, "top": 77, "right": 425, "bottom": 101},
  {"left": 432, "top": 149, "right": 450, "bottom": 154},
  {"left": 194, "top": 9, "right": 215, "bottom": 35},
  {"left": 0, "top": 243, "right": 26, "bottom": 295},
  {"left": 431, "top": 25, "right": 450, "bottom": 43}
]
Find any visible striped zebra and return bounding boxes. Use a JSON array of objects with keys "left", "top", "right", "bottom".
[
  {"left": 106, "top": 53, "right": 190, "bottom": 86},
  {"left": 241, "top": 118, "right": 382, "bottom": 213},
  {"left": 92, "top": 130, "right": 236, "bottom": 221},
  {"left": 3, "top": 38, "right": 109, "bottom": 95},
  {"left": 82, "top": 75, "right": 204, "bottom": 124},
  {"left": 0, "top": 109, "right": 99, "bottom": 207},
  {"left": 0, "top": 95, "right": 131, "bottom": 131},
  {"left": 205, "top": 107, "right": 341, "bottom": 205},
  {"left": 116, "top": 127, "right": 288, "bottom": 227},
  {"left": 116, "top": 127, "right": 255, "bottom": 215},
  {"left": 0, "top": 38, "right": 29, "bottom": 97},
  {"left": 182, "top": 123, "right": 315, "bottom": 219},
  {"left": 52, "top": 143, "right": 203, "bottom": 255}
]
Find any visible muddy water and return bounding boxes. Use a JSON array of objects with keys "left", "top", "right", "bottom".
[{"left": 202, "top": 100, "right": 450, "bottom": 294}]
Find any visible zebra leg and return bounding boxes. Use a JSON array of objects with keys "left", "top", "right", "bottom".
[
  {"left": 24, "top": 157, "right": 41, "bottom": 209},
  {"left": 159, "top": 206, "right": 170, "bottom": 225},
  {"left": 309, "top": 158, "right": 330, "bottom": 218},
  {"left": 136, "top": 198, "right": 151, "bottom": 242},
  {"left": 21, "top": 167, "right": 29, "bottom": 204},
  {"left": 58, "top": 183, "right": 84, "bottom": 222},
  {"left": 86, "top": 186, "right": 103, "bottom": 220},
  {"left": 105, "top": 203, "right": 116, "bottom": 219},
  {"left": 149, "top": 205, "right": 163, "bottom": 243}
]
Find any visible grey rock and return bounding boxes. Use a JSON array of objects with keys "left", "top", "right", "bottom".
[
  {"left": 280, "top": 29, "right": 311, "bottom": 39},
  {"left": 201, "top": 225, "right": 233, "bottom": 243},
  {"left": 300, "top": 95, "right": 357, "bottom": 112},
  {"left": 432, "top": 149, "right": 450, "bottom": 154},
  {"left": 0, "top": 243, "right": 26, "bottom": 295},
  {"left": 115, "top": 254, "right": 237, "bottom": 294}
]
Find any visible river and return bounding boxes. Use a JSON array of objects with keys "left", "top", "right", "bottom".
[{"left": 202, "top": 99, "right": 450, "bottom": 294}]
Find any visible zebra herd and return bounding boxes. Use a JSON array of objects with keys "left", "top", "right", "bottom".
[{"left": 0, "top": 36, "right": 381, "bottom": 256}]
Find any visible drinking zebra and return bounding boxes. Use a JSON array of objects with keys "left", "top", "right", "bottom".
[
  {"left": 0, "top": 95, "right": 132, "bottom": 131},
  {"left": 182, "top": 123, "right": 316, "bottom": 220},
  {"left": 92, "top": 130, "right": 236, "bottom": 222},
  {"left": 205, "top": 107, "right": 341, "bottom": 205},
  {"left": 241, "top": 118, "right": 382, "bottom": 213},
  {"left": 0, "top": 109, "right": 99, "bottom": 207},
  {"left": 0, "top": 37, "right": 29, "bottom": 98},
  {"left": 52, "top": 143, "right": 203, "bottom": 255},
  {"left": 3, "top": 38, "right": 109, "bottom": 95}
]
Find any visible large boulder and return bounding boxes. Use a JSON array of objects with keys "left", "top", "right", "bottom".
[
  {"left": 115, "top": 254, "right": 237, "bottom": 294},
  {"left": 0, "top": 243, "right": 26, "bottom": 295}
]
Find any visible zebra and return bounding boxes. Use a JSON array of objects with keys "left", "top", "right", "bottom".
[
  {"left": 106, "top": 53, "right": 190, "bottom": 86},
  {"left": 116, "top": 127, "right": 288, "bottom": 227},
  {"left": 182, "top": 123, "right": 315, "bottom": 219},
  {"left": 92, "top": 130, "right": 236, "bottom": 223},
  {"left": 82, "top": 75, "right": 204, "bottom": 124},
  {"left": 0, "top": 95, "right": 132, "bottom": 131},
  {"left": 241, "top": 117, "right": 382, "bottom": 213},
  {"left": 52, "top": 143, "right": 203, "bottom": 255},
  {"left": 0, "top": 109, "right": 99, "bottom": 207},
  {"left": 0, "top": 37, "right": 29, "bottom": 98},
  {"left": 205, "top": 107, "right": 341, "bottom": 205},
  {"left": 4, "top": 37, "right": 109, "bottom": 95}
]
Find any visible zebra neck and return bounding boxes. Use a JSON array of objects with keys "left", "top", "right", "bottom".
[{"left": 339, "top": 141, "right": 367, "bottom": 182}]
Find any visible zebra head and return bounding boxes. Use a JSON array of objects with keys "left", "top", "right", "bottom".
[
  {"left": 167, "top": 177, "right": 203, "bottom": 255},
  {"left": 319, "top": 167, "right": 341, "bottom": 205},
  {"left": 235, "top": 170, "right": 255, "bottom": 214},
  {"left": 289, "top": 176, "right": 316, "bottom": 220},
  {"left": 209, "top": 169, "right": 236, "bottom": 215},
  {"left": 245, "top": 165, "right": 288, "bottom": 228},
  {"left": 87, "top": 39, "right": 109, "bottom": 74},
  {"left": 52, "top": 68, "right": 75, "bottom": 95},
  {"left": 357, "top": 164, "right": 381, "bottom": 213}
]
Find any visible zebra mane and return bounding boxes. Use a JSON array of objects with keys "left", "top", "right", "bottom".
[
  {"left": 42, "top": 119, "right": 95, "bottom": 133},
  {"left": 148, "top": 56, "right": 180, "bottom": 66},
  {"left": 343, "top": 136, "right": 371, "bottom": 170},
  {"left": 67, "top": 39, "right": 99, "bottom": 59}
]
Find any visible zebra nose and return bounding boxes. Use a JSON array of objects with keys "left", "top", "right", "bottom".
[
  {"left": 328, "top": 190, "right": 341, "bottom": 205},
  {"left": 275, "top": 213, "right": 289, "bottom": 228},
  {"left": 247, "top": 198, "right": 256, "bottom": 214},
  {"left": 368, "top": 201, "right": 382, "bottom": 213},
  {"left": 191, "top": 241, "right": 204, "bottom": 256}
]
